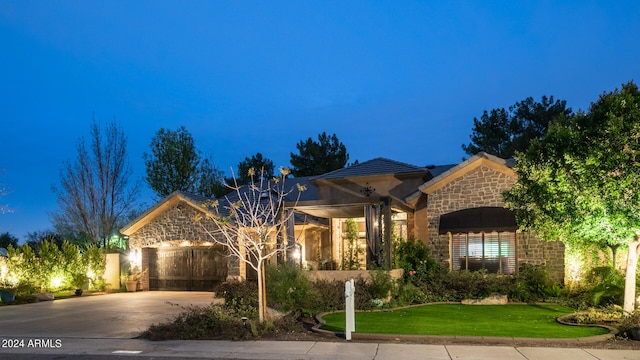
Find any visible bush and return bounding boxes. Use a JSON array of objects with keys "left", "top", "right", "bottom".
[
  {"left": 367, "top": 270, "right": 395, "bottom": 300},
  {"left": 310, "top": 280, "right": 344, "bottom": 311},
  {"left": 394, "top": 238, "right": 439, "bottom": 280},
  {"left": 584, "top": 266, "right": 625, "bottom": 307},
  {"left": 508, "top": 264, "right": 559, "bottom": 303},
  {"left": 395, "top": 281, "right": 428, "bottom": 305},
  {"left": 140, "top": 303, "right": 303, "bottom": 341},
  {"left": 265, "top": 265, "right": 318, "bottom": 317},
  {"left": 213, "top": 280, "right": 259, "bottom": 319}
]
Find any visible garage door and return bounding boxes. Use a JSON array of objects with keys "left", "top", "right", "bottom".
[{"left": 148, "top": 246, "right": 228, "bottom": 291}]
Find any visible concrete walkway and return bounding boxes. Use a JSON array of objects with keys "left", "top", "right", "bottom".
[{"left": 0, "top": 338, "right": 638, "bottom": 359}]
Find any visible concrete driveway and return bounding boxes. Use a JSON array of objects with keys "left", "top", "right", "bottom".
[{"left": 0, "top": 291, "right": 216, "bottom": 339}]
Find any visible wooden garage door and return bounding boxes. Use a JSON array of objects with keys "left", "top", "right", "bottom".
[{"left": 148, "top": 246, "right": 228, "bottom": 291}]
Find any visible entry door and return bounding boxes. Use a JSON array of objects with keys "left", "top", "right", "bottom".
[{"left": 148, "top": 246, "right": 228, "bottom": 291}]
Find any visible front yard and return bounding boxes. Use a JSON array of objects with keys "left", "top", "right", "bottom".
[{"left": 319, "top": 304, "right": 610, "bottom": 338}]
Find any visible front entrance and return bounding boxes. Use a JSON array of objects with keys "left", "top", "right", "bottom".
[{"left": 148, "top": 246, "right": 228, "bottom": 290}]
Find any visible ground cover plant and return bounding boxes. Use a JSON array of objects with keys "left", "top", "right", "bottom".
[{"left": 320, "top": 304, "right": 609, "bottom": 338}]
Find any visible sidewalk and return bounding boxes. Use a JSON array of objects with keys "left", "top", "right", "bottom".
[{"left": 0, "top": 338, "right": 638, "bottom": 360}]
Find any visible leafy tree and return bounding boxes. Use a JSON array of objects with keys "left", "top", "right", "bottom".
[
  {"left": 290, "top": 132, "right": 349, "bottom": 176},
  {"left": 463, "top": 96, "right": 572, "bottom": 158},
  {"left": 197, "top": 157, "right": 227, "bottom": 198},
  {"left": 229, "top": 152, "right": 275, "bottom": 186},
  {"left": 504, "top": 81, "right": 640, "bottom": 314},
  {"left": 0, "top": 232, "right": 18, "bottom": 249},
  {"left": 144, "top": 126, "right": 225, "bottom": 198},
  {"left": 52, "top": 120, "right": 140, "bottom": 247}
]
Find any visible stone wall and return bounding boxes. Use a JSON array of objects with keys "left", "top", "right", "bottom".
[
  {"left": 129, "top": 204, "right": 220, "bottom": 249},
  {"left": 129, "top": 202, "right": 241, "bottom": 283},
  {"left": 425, "top": 165, "right": 565, "bottom": 282}
]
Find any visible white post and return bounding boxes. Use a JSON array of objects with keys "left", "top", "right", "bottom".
[
  {"left": 345, "top": 278, "right": 355, "bottom": 340},
  {"left": 349, "top": 278, "right": 355, "bottom": 332}
]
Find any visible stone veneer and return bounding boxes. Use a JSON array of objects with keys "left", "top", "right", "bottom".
[
  {"left": 129, "top": 203, "right": 242, "bottom": 290},
  {"left": 425, "top": 165, "right": 565, "bottom": 282}
]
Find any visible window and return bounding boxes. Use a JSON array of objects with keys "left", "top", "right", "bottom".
[{"left": 450, "top": 231, "right": 516, "bottom": 274}]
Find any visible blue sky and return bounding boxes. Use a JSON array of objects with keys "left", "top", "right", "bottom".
[{"left": 1, "top": 1, "right": 639, "bottom": 242}]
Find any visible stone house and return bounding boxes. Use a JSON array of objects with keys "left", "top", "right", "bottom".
[{"left": 120, "top": 152, "right": 564, "bottom": 291}]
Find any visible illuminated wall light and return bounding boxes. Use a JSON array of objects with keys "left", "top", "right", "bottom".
[
  {"left": 160, "top": 243, "right": 170, "bottom": 247},
  {"left": 181, "top": 241, "right": 191, "bottom": 247},
  {"left": 203, "top": 242, "right": 212, "bottom": 246}
]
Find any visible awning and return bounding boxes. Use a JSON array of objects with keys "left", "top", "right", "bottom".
[{"left": 438, "top": 207, "right": 517, "bottom": 234}]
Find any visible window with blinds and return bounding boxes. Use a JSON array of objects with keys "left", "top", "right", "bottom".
[{"left": 450, "top": 231, "right": 516, "bottom": 274}]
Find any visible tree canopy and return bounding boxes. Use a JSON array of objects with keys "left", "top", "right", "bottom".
[
  {"left": 463, "top": 96, "right": 572, "bottom": 158},
  {"left": 0, "top": 232, "right": 18, "bottom": 249},
  {"left": 290, "top": 132, "right": 349, "bottom": 177},
  {"left": 229, "top": 152, "right": 274, "bottom": 186},
  {"left": 144, "top": 126, "right": 225, "bottom": 199},
  {"left": 504, "top": 81, "right": 640, "bottom": 313}
]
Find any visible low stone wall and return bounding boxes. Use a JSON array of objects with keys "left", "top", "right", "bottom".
[{"left": 306, "top": 269, "right": 404, "bottom": 283}]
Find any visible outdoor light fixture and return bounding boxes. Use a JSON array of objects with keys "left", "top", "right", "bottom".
[
  {"left": 293, "top": 243, "right": 302, "bottom": 268},
  {"left": 241, "top": 317, "right": 248, "bottom": 327},
  {"left": 360, "top": 183, "right": 375, "bottom": 197}
]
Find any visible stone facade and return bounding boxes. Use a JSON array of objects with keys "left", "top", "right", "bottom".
[
  {"left": 425, "top": 165, "right": 565, "bottom": 282},
  {"left": 129, "top": 203, "right": 242, "bottom": 286}
]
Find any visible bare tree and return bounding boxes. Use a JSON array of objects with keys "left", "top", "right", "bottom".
[
  {"left": 0, "top": 170, "right": 12, "bottom": 215},
  {"left": 195, "top": 167, "right": 305, "bottom": 322},
  {"left": 52, "top": 120, "right": 140, "bottom": 247}
]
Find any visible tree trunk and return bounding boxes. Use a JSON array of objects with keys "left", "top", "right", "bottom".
[
  {"left": 623, "top": 237, "right": 640, "bottom": 314},
  {"left": 256, "top": 261, "right": 267, "bottom": 322}
]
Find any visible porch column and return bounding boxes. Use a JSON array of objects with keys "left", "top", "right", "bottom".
[
  {"left": 382, "top": 197, "right": 392, "bottom": 269},
  {"left": 365, "top": 204, "right": 381, "bottom": 267}
]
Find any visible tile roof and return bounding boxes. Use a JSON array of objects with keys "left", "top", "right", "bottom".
[{"left": 311, "top": 158, "right": 427, "bottom": 180}]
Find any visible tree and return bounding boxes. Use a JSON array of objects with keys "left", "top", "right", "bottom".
[
  {"left": 144, "top": 126, "right": 225, "bottom": 198},
  {"left": 0, "top": 232, "right": 18, "bottom": 249},
  {"left": 197, "top": 157, "right": 227, "bottom": 198},
  {"left": 229, "top": 152, "right": 275, "bottom": 186},
  {"left": 463, "top": 96, "right": 572, "bottom": 158},
  {"left": 290, "top": 132, "right": 349, "bottom": 176},
  {"left": 504, "top": 81, "right": 640, "bottom": 314},
  {"left": 52, "top": 120, "right": 140, "bottom": 247},
  {"left": 195, "top": 167, "right": 306, "bottom": 322},
  {"left": 0, "top": 170, "right": 12, "bottom": 214}
]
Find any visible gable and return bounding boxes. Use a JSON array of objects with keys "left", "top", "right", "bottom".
[
  {"left": 120, "top": 192, "right": 212, "bottom": 236},
  {"left": 406, "top": 152, "right": 515, "bottom": 204}
]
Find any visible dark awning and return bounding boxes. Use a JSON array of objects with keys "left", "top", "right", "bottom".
[{"left": 438, "top": 207, "right": 517, "bottom": 234}]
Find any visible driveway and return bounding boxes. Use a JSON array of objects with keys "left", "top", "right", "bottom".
[{"left": 0, "top": 291, "right": 216, "bottom": 339}]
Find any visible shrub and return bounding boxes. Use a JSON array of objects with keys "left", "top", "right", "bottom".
[
  {"left": 140, "top": 300, "right": 307, "bottom": 341},
  {"left": 309, "top": 280, "right": 344, "bottom": 311},
  {"left": 508, "top": 264, "right": 558, "bottom": 302},
  {"left": 367, "top": 270, "right": 395, "bottom": 300},
  {"left": 584, "top": 266, "right": 625, "bottom": 307},
  {"left": 394, "top": 238, "right": 438, "bottom": 280},
  {"left": 395, "top": 281, "right": 428, "bottom": 305},
  {"left": 265, "top": 264, "right": 318, "bottom": 317},
  {"left": 213, "top": 280, "right": 259, "bottom": 319}
]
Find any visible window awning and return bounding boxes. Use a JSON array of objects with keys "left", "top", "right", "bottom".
[{"left": 438, "top": 207, "right": 517, "bottom": 234}]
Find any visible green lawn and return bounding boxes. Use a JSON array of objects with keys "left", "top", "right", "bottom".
[{"left": 321, "top": 304, "right": 609, "bottom": 338}]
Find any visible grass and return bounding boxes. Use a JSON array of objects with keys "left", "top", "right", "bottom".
[{"left": 321, "top": 304, "right": 609, "bottom": 338}]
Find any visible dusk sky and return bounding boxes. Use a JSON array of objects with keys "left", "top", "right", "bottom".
[{"left": 1, "top": 1, "right": 639, "bottom": 242}]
